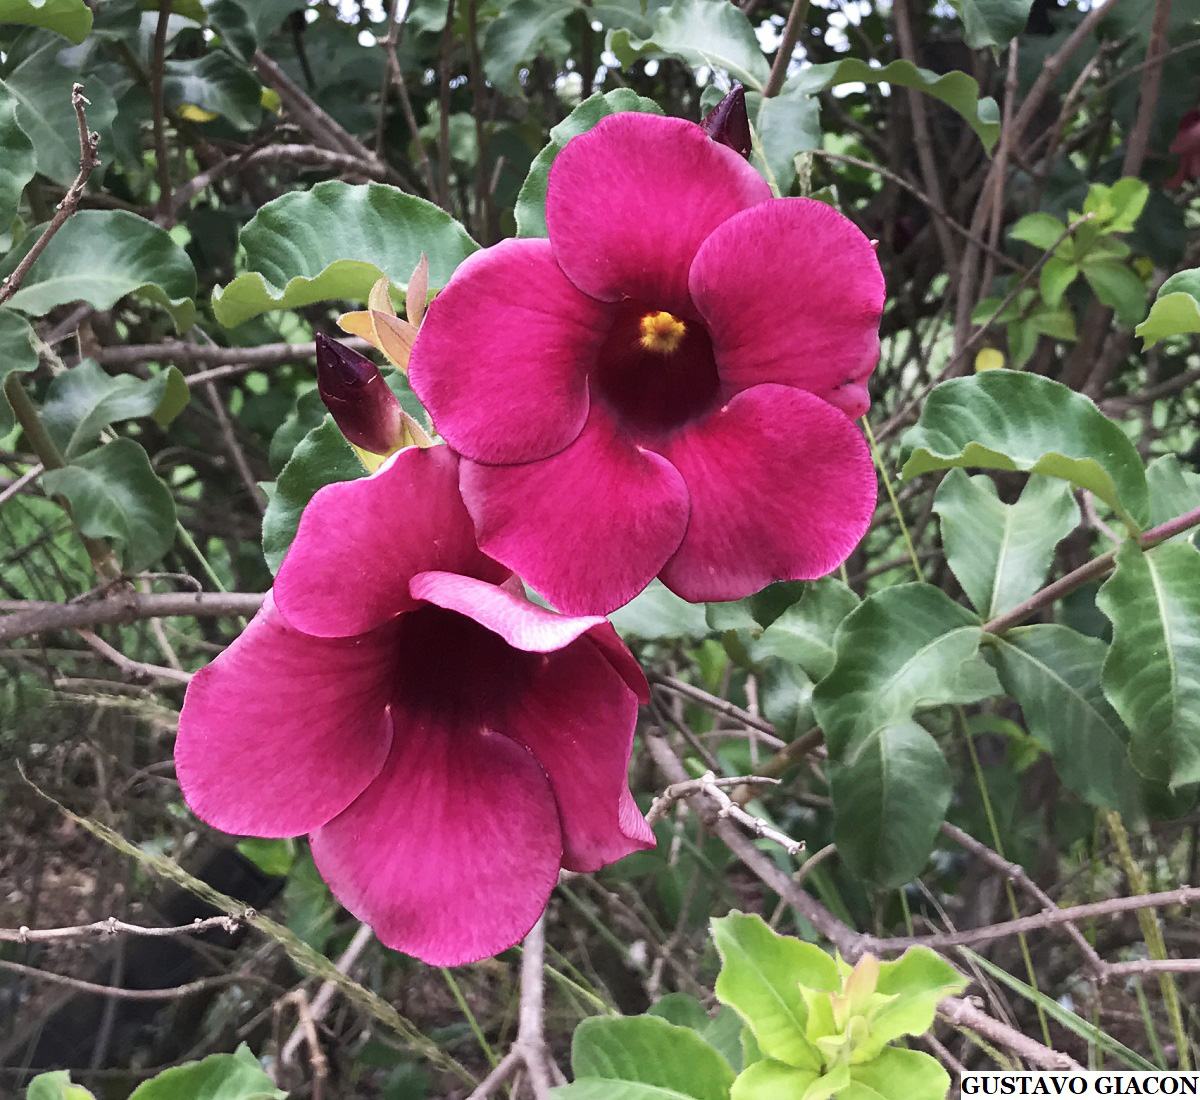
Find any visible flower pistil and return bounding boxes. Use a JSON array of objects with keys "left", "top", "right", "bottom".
[{"left": 638, "top": 310, "right": 687, "bottom": 355}]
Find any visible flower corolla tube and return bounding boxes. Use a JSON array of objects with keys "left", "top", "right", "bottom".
[
  {"left": 408, "top": 112, "right": 885, "bottom": 615},
  {"left": 175, "top": 445, "right": 653, "bottom": 965}
]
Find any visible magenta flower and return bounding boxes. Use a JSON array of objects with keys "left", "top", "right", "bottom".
[
  {"left": 1166, "top": 107, "right": 1200, "bottom": 189},
  {"left": 175, "top": 445, "right": 653, "bottom": 965},
  {"left": 408, "top": 113, "right": 884, "bottom": 615}
]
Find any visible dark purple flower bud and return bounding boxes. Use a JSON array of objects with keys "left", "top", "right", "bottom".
[
  {"left": 701, "top": 84, "right": 751, "bottom": 159},
  {"left": 315, "top": 333, "right": 406, "bottom": 455}
]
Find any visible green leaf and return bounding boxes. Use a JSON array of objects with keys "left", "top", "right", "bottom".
[
  {"left": 0, "top": 307, "right": 39, "bottom": 435},
  {"left": 751, "top": 81, "right": 821, "bottom": 193},
  {"left": 1146, "top": 454, "right": 1200, "bottom": 536},
  {"left": 1008, "top": 211, "right": 1067, "bottom": 251},
  {"left": 712, "top": 911, "right": 836, "bottom": 1069},
  {"left": 212, "top": 181, "right": 478, "bottom": 327},
  {"left": 1082, "top": 260, "right": 1146, "bottom": 326},
  {"left": 0, "top": 79, "right": 36, "bottom": 232},
  {"left": 557, "top": 1015, "right": 735, "bottom": 1100},
  {"left": 730, "top": 1059, "right": 819, "bottom": 1100},
  {"left": 985, "top": 625, "right": 1141, "bottom": 815},
  {"left": 812, "top": 583, "right": 1000, "bottom": 759},
  {"left": 236, "top": 837, "right": 295, "bottom": 877},
  {"left": 804, "top": 58, "right": 1000, "bottom": 153},
  {"left": 848, "top": 1047, "right": 949, "bottom": 1100},
  {"left": 40, "top": 438, "right": 177, "bottom": 571},
  {"left": 1096, "top": 540, "right": 1200, "bottom": 788},
  {"left": 933, "top": 470, "right": 1079, "bottom": 619},
  {"left": 0, "top": 210, "right": 197, "bottom": 330},
  {"left": 1136, "top": 268, "right": 1200, "bottom": 348},
  {"left": 4, "top": 45, "right": 118, "bottom": 186},
  {"left": 41, "top": 359, "right": 189, "bottom": 459},
  {"left": 749, "top": 578, "right": 860, "bottom": 681},
  {"left": 1083, "top": 177, "right": 1149, "bottom": 233},
  {"left": 950, "top": 0, "right": 1034, "bottom": 50},
  {"left": 873, "top": 947, "right": 968, "bottom": 1045},
  {"left": 829, "top": 720, "right": 951, "bottom": 887},
  {"left": 127, "top": 1044, "right": 285, "bottom": 1099},
  {"left": 0, "top": 0, "right": 92, "bottom": 42},
  {"left": 482, "top": 0, "right": 575, "bottom": 93},
  {"left": 261, "top": 416, "right": 365, "bottom": 574},
  {"left": 609, "top": 578, "right": 712, "bottom": 642},
  {"left": 900, "top": 371, "right": 1150, "bottom": 531},
  {"left": 515, "top": 90, "right": 664, "bottom": 239},
  {"left": 25, "top": 1070, "right": 97, "bottom": 1100},
  {"left": 163, "top": 52, "right": 263, "bottom": 130},
  {"left": 607, "top": 0, "right": 771, "bottom": 92},
  {"left": 1038, "top": 256, "right": 1077, "bottom": 308}
]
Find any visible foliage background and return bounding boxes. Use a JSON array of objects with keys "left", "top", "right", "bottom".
[{"left": 1, "top": 0, "right": 1199, "bottom": 1096}]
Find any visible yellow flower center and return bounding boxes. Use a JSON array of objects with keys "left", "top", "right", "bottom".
[{"left": 638, "top": 310, "right": 687, "bottom": 355}]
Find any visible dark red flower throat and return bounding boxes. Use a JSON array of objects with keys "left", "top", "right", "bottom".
[{"left": 591, "top": 302, "right": 721, "bottom": 437}]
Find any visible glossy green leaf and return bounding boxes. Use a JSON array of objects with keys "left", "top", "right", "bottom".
[
  {"left": 261, "top": 416, "right": 365, "bottom": 573},
  {"left": 0, "top": 307, "right": 39, "bottom": 435},
  {"left": 900, "top": 371, "right": 1150, "bottom": 530},
  {"left": 1146, "top": 454, "right": 1200, "bottom": 536},
  {"left": 647, "top": 992, "right": 745, "bottom": 1068},
  {"left": 873, "top": 947, "right": 968, "bottom": 1046},
  {"left": 608, "top": 0, "right": 771, "bottom": 92},
  {"left": 749, "top": 578, "right": 860, "bottom": 681},
  {"left": 750, "top": 81, "right": 821, "bottom": 193},
  {"left": 804, "top": 58, "right": 1000, "bottom": 152},
  {"left": 812, "top": 583, "right": 1000, "bottom": 759},
  {"left": 1136, "top": 268, "right": 1200, "bottom": 348},
  {"left": 0, "top": 210, "right": 197, "bottom": 330},
  {"left": 557, "top": 1015, "right": 735, "bottom": 1100},
  {"left": 985, "top": 625, "right": 1141, "bottom": 815},
  {"left": 1082, "top": 260, "right": 1146, "bottom": 326},
  {"left": 41, "top": 359, "right": 189, "bottom": 459},
  {"left": 0, "top": 0, "right": 92, "bottom": 42},
  {"left": 1008, "top": 211, "right": 1067, "bottom": 251},
  {"left": 4, "top": 45, "right": 118, "bottom": 186},
  {"left": 25, "top": 1070, "right": 97, "bottom": 1100},
  {"left": 848, "top": 1047, "right": 949, "bottom": 1100},
  {"left": 950, "top": 0, "right": 1033, "bottom": 49},
  {"left": 515, "top": 90, "right": 664, "bottom": 238},
  {"left": 1083, "top": 177, "right": 1149, "bottom": 233},
  {"left": 236, "top": 837, "right": 295, "bottom": 877},
  {"left": 483, "top": 0, "right": 574, "bottom": 92},
  {"left": 609, "top": 579, "right": 711, "bottom": 641},
  {"left": 126, "top": 1044, "right": 285, "bottom": 1099},
  {"left": 712, "top": 910, "right": 836, "bottom": 1069},
  {"left": 1097, "top": 541, "right": 1200, "bottom": 788},
  {"left": 933, "top": 470, "right": 1079, "bottom": 619},
  {"left": 730, "top": 1059, "right": 818, "bottom": 1100},
  {"left": 1038, "top": 256, "right": 1077, "bottom": 308},
  {"left": 0, "top": 80, "right": 35, "bottom": 231},
  {"left": 163, "top": 52, "right": 263, "bottom": 130},
  {"left": 830, "top": 720, "right": 952, "bottom": 887},
  {"left": 212, "top": 182, "right": 478, "bottom": 327},
  {"left": 40, "top": 439, "right": 177, "bottom": 571}
]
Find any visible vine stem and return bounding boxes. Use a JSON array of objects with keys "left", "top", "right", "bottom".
[{"left": 863, "top": 416, "right": 924, "bottom": 580}]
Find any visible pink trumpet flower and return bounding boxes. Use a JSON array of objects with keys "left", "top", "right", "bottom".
[
  {"left": 408, "top": 112, "right": 884, "bottom": 616},
  {"left": 175, "top": 445, "right": 653, "bottom": 965}
]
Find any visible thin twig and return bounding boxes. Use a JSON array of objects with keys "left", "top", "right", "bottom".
[
  {"left": 939, "top": 996, "right": 1083, "bottom": 1071},
  {"left": 150, "top": 1, "right": 174, "bottom": 221},
  {"left": 0, "top": 85, "right": 100, "bottom": 308},
  {"left": 648, "top": 672, "right": 783, "bottom": 742},
  {"left": 0, "top": 957, "right": 275, "bottom": 1002},
  {"left": 763, "top": 0, "right": 810, "bottom": 98},
  {"left": 0, "top": 912, "right": 248, "bottom": 943},
  {"left": 75, "top": 628, "right": 193, "bottom": 684}
]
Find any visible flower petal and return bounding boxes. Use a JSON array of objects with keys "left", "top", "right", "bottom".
[
  {"left": 547, "top": 114, "right": 770, "bottom": 317},
  {"left": 310, "top": 713, "right": 562, "bottom": 965},
  {"left": 407, "top": 238, "right": 610, "bottom": 464},
  {"left": 459, "top": 406, "right": 690, "bottom": 615},
  {"left": 690, "top": 199, "right": 885, "bottom": 412},
  {"left": 175, "top": 596, "right": 394, "bottom": 837},
  {"left": 657, "top": 385, "right": 876, "bottom": 602},
  {"left": 500, "top": 636, "right": 654, "bottom": 871},
  {"left": 585, "top": 621, "right": 651, "bottom": 704},
  {"left": 273, "top": 445, "right": 507, "bottom": 638},
  {"left": 409, "top": 570, "right": 606, "bottom": 651}
]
